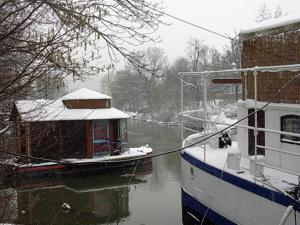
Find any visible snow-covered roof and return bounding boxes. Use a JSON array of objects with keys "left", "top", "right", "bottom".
[
  {"left": 62, "top": 88, "right": 112, "bottom": 100},
  {"left": 14, "top": 89, "right": 129, "bottom": 122},
  {"left": 239, "top": 13, "right": 300, "bottom": 40}
]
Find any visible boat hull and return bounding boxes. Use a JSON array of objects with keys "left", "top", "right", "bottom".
[
  {"left": 181, "top": 151, "right": 300, "bottom": 225},
  {"left": 2, "top": 157, "right": 152, "bottom": 183}
]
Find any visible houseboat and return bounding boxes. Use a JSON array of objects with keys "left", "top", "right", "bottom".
[
  {"left": 180, "top": 15, "right": 300, "bottom": 225},
  {"left": 7, "top": 88, "right": 152, "bottom": 177}
]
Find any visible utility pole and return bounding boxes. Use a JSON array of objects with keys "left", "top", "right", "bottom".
[{"left": 107, "top": 64, "right": 113, "bottom": 96}]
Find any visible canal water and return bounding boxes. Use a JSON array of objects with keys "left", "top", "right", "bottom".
[{"left": 8, "top": 119, "right": 183, "bottom": 225}]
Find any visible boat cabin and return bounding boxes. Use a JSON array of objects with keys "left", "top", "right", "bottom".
[
  {"left": 9, "top": 88, "right": 130, "bottom": 161},
  {"left": 238, "top": 15, "right": 300, "bottom": 174}
]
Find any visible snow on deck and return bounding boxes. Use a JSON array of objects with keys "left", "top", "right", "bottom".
[
  {"left": 183, "top": 141, "right": 298, "bottom": 192},
  {"left": 64, "top": 146, "right": 153, "bottom": 163},
  {"left": 14, "top": 146, "right": 153, "bottom": 168}
]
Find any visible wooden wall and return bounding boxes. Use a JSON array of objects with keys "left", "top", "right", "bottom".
[
  {"left": 63, "top": 99, "right": 111, "bottom": 109},
  {"left": 86, "top": 121, "right": 93, "bottom": 158},
  {"left": 241, "top": 30, "right": 300, "bottom": 104},
  {"left": 14, "top": 119, "right": 119, "bottom": 160}
]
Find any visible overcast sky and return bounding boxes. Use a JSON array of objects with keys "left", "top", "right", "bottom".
[
  {"left": 155, "top": 0, "right": 300, "bottom": 61},
  {"left": 67, "top": 0, "right": 300, "bottom": 93}
]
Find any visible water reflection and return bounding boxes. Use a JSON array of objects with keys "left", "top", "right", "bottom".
[{"left": 16, "top": 172, "right": 148, "bottom": 225}]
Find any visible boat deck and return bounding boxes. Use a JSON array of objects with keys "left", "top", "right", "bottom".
[{"left": 183, "top": 141, "right": 298, "bottom": 192}]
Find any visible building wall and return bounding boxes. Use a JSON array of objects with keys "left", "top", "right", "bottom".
[
  {"left": 264, "top": 107, "right": 300, "bottom": 173},
  {"left": 28, "top": 121, "right": 87, "bottom": 159},
  {"left": 241, "top": 30, "right": 300, "bottom": 104}
]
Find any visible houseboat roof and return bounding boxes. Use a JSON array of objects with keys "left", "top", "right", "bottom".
[
  {"left": 14, "top": 89, "right": 129, "bottom": 122},
  {"left": 62, "top": 88, "right": 112, "bottom": 100},
  {"left": 239, "top": 13, "right": 300, "bottom": 41}
]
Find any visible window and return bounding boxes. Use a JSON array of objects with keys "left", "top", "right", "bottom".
[
  {"left": 93, "top": 120, "right": 109, "bottom": 143},
  {"left": 281, "top": 115, "right": 300, "bottom": 145}
]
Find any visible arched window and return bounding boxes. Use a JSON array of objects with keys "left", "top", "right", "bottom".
[{"left": 281, "top": 115, "right": 300, "bottom": 145}]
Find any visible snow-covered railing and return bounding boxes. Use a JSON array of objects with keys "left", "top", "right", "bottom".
[
  {"left": 178, "top": 63, "right": 300, "bottom": 77},
  {"left": 183, "top": 114, "right": 300, "bottom": 158},
  {"left": 181, "top": 109, "right": 204, "bottom": 114},
  {"left": 257, "top": 145, "right": 300, "bottom": 158},
  {"left": 182, "top": 114, "right": 232, "bottom": 126},
  {"left": 183, "top": 137, "right": 205, "bottom": 149},
  {"left": 180, "top": 63, "right": 300, "bottom": 170},
  {"left": 181, "top": 126, "right": 202, "bottom": 134},
  {"left": 184, "top": 111, "right": 300, "bottom": 139},
  {"left": 237, "top": 124, "right": 300, "bottom": 138},
  {"left": 256, "top": 161, "right": 300, "bottom": 177}
]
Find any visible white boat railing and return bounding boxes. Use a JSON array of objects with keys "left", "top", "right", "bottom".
[
  {"left": 256, "top": 162, "right": 300, "bottom": 177},
  {"left": 183, "top": 138, "right": 206, "bottom": 149},
  {"left": 182, "top": 114, "right": 300, "bottom": 139},
  {"left": 256, "top": 145, "right": 300, "bottom": 158},
  {"left": 181, "top": 126, "right": 203, "bottom": 134},
  {"left": 180, "top": 63, "right": 300, "bottom": 179}
]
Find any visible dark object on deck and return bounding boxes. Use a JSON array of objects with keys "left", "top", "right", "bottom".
[{"left": 218, "top": 132, "right": 232, "bottom": 148}]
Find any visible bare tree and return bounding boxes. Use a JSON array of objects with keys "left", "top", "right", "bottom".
[
  {"left": 164, "top": 57, "right": 189, "bottom": 112},
  {"left": 133, "top": 47, "right": 168, "bottom": 111},
  {"left": 111, "top": 67, "right": 144, "bottom": 112},
  {"left": 0, "top": 0, "right": 165, "bottom": 118},
  {"left": 274, "top": 5, "right": 283, "bottom": 19},
  {"left": 255, "top": 1, "right": 272, "bottom": 23},
  {"left": 185, "top": 38, "right": 209, "bottom": 106},
  {"left": 222, "top": 33, "right": 241, "bottom": 69}
]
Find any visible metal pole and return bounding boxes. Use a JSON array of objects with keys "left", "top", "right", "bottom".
[
  {"left": 244, "top": 71, "right": 248, "bottom": 99},
  {"left": 181, "top": 74, "right": 184, "bottom": 148},
  {"left": 203, "top": 76, "right": 207, "bottom": 162},
  {"left": 107, "top": 68, "right": 110, "bottom": 96},
  {"left": 254, "top": 70, "right": 258, "bottom": 180}
]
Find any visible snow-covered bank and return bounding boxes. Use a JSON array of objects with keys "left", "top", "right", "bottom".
[
  {"left": 126, "top": 102, "right": 237, "bottom": 129},
  {"left": 126, "top": 112, "right": 181, "bottom": 127}
]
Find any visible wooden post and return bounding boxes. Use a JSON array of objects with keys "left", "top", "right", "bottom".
[
  {"left": 25, "top": 123, "right": 32, "bottom": 157},
  {"left": 16, "top": 121, "right": 21, "bottom": 154},
  {"left": 109, "top": 120, "right": 114, "bottom": 149},
  {"left": 59, "top": 122, "right": 63, "bottom": 159},
  {"left": 86, "top": 121, "right": 93, "bottom": 158}
]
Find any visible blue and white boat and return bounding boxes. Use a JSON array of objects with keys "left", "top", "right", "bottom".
[{"left": 180, "top": 15, "right": 300, "bottom": 225}]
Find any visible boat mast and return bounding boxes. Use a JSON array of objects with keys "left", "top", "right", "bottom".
[
  {"left": 203, "top": 75, "right": 207, "bottom": 162},
  {"left": 181, "top": 74, "right": 184, "bottom": 147},
  {"left": 254, "top": 70, "right": 258, "bottom": 180}
]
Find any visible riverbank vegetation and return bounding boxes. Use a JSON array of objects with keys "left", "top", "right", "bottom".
[{"left": 110, "top": 37, "right": 241, "bottom": 124}]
